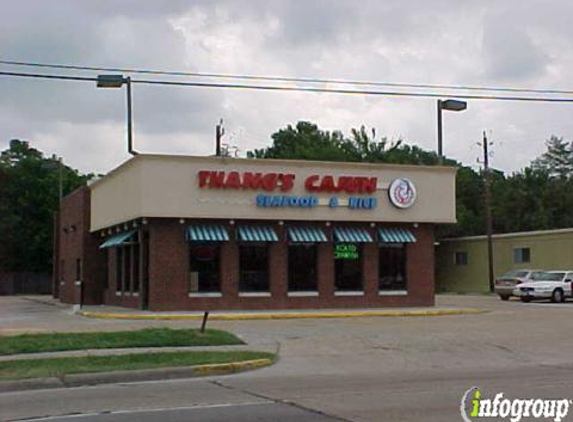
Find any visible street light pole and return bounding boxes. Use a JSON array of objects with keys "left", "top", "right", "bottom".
[
  {"left": 97, "top": 74, "right": 137, "bottom": 155},
  {"left": 126, "top": 77, "right": 135, "bottom": 155},
  {"left": 436, "top": 99, "right": 467, "bottom": 163},
  {"left": 437, "top": 100, "right": 443, "bottom": 161},
  {"left": 482, "top": 131, "right": 495, "bottom": 292}
]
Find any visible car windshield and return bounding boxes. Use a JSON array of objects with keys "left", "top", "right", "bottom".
[
  {"left": 502, "top": 270, "right": 529, "bottom": 278},
  {"left": 532, "top": 272, "right": 565, "bottom": 281}
]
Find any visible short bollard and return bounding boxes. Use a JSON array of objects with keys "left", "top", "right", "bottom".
[{"left": 200, "top": 311, "right": 209, "bottom": 333}]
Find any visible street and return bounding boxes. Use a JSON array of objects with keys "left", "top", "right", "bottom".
[{"left": 1, "top": 295, "right": 572, "bottom": 422}]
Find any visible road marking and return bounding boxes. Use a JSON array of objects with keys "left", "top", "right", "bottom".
[{"left": 10, "top": 401, "right": 271, "bottom": 421}]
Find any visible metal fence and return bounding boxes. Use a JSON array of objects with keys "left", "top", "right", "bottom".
[{"left": 0, "top": 272, "right": 52, "bottom": 295}]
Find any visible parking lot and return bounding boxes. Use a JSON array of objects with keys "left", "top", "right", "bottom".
[{"left": 1, "top": 294, "right": 572, "bottom": 422}]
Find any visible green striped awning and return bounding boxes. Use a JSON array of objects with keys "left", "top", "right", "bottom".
[
  {"left": 333, "top": 227, "right": 373, "bottom": 243},
  {"left": 237, "top": 225, "right": 279, "bottom": 242},
  {"left": 287, "top": 226, "right": 328, "bottom": 243},
  {"left": 186, "top": 225, "right": 229, "bottom": 242},
  {"left": 378, "top": 227, "right": 417, "bottom": 243},
  {"left": 99, "top": 230, "right": 136, "bottom": 249}
]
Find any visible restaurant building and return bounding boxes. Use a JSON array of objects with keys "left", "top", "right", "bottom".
[{"left": 53, "top": 154, "right": 456, "bottom": 311}]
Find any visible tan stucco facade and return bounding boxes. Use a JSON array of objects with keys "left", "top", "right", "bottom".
[
  {"left": 89, "top": 154, "right": 457, "bottom": 232},
  {"left": 436, "top": 229, "right": 573, "bottom": 293}
]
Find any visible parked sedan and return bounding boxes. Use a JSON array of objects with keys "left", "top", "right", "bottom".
[
  {"left": 494, "top": 269, "right": 544, "bottom": 301},
  {"left": 514, "top": 271, "right": 573, "bottom": 303}
]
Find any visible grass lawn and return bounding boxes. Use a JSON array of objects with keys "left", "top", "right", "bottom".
[
  {"left": 0, "top": 328, "right": 244, "bottom": 356},
  {"left": 0, "top": 351, "right": 275, "bottom": 380}
]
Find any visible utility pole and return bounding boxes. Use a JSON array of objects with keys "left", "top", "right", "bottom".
[
  {"left": 215, "top": 119, "right": 225, "bottom": 156},
  {"left": 479, "top": 131, "right": 495, "bottom": 292}
]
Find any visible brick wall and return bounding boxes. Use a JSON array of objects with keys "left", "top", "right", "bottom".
[
  {"left": 56, "top": 186, "right": 106, "bottom": 305},
  {"left": 141, "top": 219, "right": 435, "bottom": 311}
]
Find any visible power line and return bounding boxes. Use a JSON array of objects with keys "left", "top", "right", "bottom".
[
  {"left": 3, "top": 70, "right": 573, "bottom": 103},
  {"left": 0, "top": 71, "right": 97, "bottom": 82},
  {"left": 2, "top": 58, "right": 573, "bottom": 96}
]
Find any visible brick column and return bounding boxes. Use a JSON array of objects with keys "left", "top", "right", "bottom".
[
  {"left": 363, "top": 243, "right": 378, "bottom": 297},
  {"left": 318, "top": 242, "right": 334, "bottom": 298},
  {"left": 269, "top": 241, "right": 288, "bottom": 305},
  {"left": 406, "top": 224, "right": 435, "bottom": 305},
  {"left": 148, "top": 220, "right": 188, "bottom": 310},
  {"left": 221, "top": 241, "right": 239, "bottom": 299},
  {"left": 138, "top": 228, "right": 146, "bottom": 309}
]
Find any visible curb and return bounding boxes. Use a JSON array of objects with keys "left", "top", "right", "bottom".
[
  {"left": 0, "top": 358, "right": 273, "bottom": 393},
  {"left": 77, "top": 308, "right": 489, "bottom": 321}
]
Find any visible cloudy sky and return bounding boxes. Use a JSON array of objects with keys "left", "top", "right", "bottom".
[{"left": 2, "top": 0, "right": 573, "bottom": 174}]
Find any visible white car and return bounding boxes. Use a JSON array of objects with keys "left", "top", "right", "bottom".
[{"left": 514, "top": 271, "right": 573, "bottom": 303}]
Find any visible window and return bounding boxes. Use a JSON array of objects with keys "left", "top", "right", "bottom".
[
  {"left": 379, "top": 244, "right": 407, "bottom": 291},
  {"left": 123, "top": 246, "right": 131, "bottom": 292},
  {"left": 103, "top": 254, "right": 109, "bottom": 289},
  {"left": 455, "top": 251, "right": 468, "bottom": 266},
  {"left": 132, "top": 246, "right": 140, "bottom": 293},
  {"left": 288, "top": 244, "right": 317, "bottom": 292},
  {"left": 116, "top": 248, "right": 123, "bottom": 292},
  {"left": 75, "top": 259, "right": 82, "bottom": 281},
  {"left": 513, "top": 248, "right": 530, "bottom": 263},
  {"left": 239, "top": 244, "right": 269, "bottom": 292},
  {"left": 334, "top": 243, "right": 363, "bottom": 291},
  {"left": 189, "top": 244, "right": 221, "bottom": 293},
  {"left": 113, "top": 233, "right": 140, "bottom": 294}
]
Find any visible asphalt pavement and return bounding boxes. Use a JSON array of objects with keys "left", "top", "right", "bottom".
[{"left": 1, "top": 295, "right": 572, "bottom": 422}]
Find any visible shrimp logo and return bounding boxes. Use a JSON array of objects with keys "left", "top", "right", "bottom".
[{"left": 388, "top": 178, "right": 417, "bottom": 209}]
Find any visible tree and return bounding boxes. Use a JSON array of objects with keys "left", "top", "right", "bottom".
[
  {"left": 0, "top": 140, "right": 93, "bottom": 273},
  {"left": 247, "top": 121, "right": 349, "bottom": 162},
  {"left": 532, "top": 135, "right": 573, "bottom": 179},
  {"left": 248, "top": 121, "right": 450, "bottom": 165}
]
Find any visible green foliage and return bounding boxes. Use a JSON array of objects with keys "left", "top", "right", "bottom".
[
  {"left": 532, "top": 135, "right": 573, "bottom": 179},
  {"left": 0, "top": 139, "right": 92, "bottom": 272},
  {"left": 248, "top": 121, "right": 449, "bottom": 165},
  {"left": 247, "top": 121, "right": 350, "bottom": 161}
]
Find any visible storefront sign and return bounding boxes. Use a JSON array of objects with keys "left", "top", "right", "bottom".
[
  {"left": 198, "top": 170, "right": 377, "bottom": 194},
  {"left": 256, "top": 195, "right": 377, "bottom": 209},
  {"left": 256, "top": 195, "right": 318, "bottom": 207},
  {"left": 198, "top": 171, "right": 295, "bottom": 192},
  {"left": 334, "top": 244, "right": 360, "bottom": 260},
  {"left": 304, "top": 175, "right": 377, "bottom": 194},
  {"left": 197, "top": 171, "right": 416, "bottom": 212},
  {"left": 388, "top": 178, "right": 417, "bottom": 209}
]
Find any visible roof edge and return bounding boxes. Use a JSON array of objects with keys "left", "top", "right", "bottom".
[{"left": 440, "top": 227, "right": 573, "bottom": 242}]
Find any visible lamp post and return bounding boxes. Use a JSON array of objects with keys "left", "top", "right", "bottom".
[
  {"left": 437, "top": 99, "right": 467, "bottom": 162},
  {"left": 96, "top": 74, "right": 137, "bottom": 155}
]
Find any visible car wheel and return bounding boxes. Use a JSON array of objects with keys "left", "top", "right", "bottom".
[
  {"left": 551, "top": 289, "right": 564, "bottom": 303},
  {"left": 499, "top": 295, "right": 510, "bottom": 301},
  {"left": 521, "top": 297, "right": 531, "bottom": 303}
]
